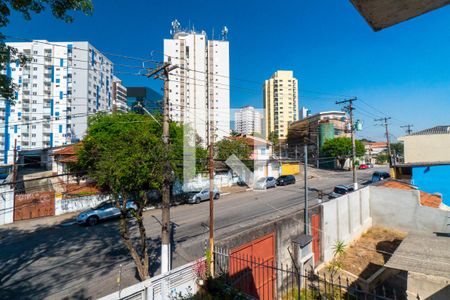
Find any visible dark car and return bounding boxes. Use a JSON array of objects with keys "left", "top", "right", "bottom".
[
  {"left": 372, "top": 171, "right": 391, "bottom": 183},
  {"left": 328, "top": 185, "right": 354, "bottom": 199},
  {"left": 276, "top": 175, "right": 296, "bottom": 186}
]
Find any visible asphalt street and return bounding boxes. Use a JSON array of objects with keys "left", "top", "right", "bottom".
[{"left": 0, "top": 167, "right": 386, "bottom": 299}]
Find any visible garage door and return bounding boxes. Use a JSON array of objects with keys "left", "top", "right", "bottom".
[{"left": 229, "top": 233, "right": 275, "bottom": 300}]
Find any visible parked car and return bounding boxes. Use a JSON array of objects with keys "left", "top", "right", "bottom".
[
  {"left": 77, "top": 200, "right": 138, "bottom": 226},
  {"left": 276, "top": 175, "right": 296, "bottom": 186},
  {"left": 328, "top": 185, "right": 354, "bottom": 199},
  {"left": 186, "top": 187, "right": 220, "bottom": 204},
  {"left": 254, "top": 177, "right": 277, "bottom": 190},
  {"left": 372, "top": 171, "right": 391, "bottom": 182},
  {"left": 359, "top": 164, "right": 369, "bottom": 170}
]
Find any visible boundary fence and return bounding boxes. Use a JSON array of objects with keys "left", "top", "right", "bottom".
[{"left": 214, "top": 249, "right": 404, "bottom": 300}]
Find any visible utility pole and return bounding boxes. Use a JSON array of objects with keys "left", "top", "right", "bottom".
[
  {"left": 336, "top": 98, "right": 358, "bottom": 190},
  {"left": 375, "top": 117, "right": 392, "bottom": 167},
  {"left": 303, "top": 144, "right": 309, "bottom": 235},
  {"left": 12, "top": 139, "right": 17, "bottom": 183},
  {"left": 146, "top": 62, "right": 178, "bottom": 274},
  {"left": 401, "top": 124, "right": 413, "bottom": 135}
]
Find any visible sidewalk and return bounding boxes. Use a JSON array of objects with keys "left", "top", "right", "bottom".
[{"left": 0, "top": 211, "right": 78, "bottom": 233}]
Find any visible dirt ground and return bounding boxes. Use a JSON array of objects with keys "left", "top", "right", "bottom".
[{"left": 335, "top": 227, "right": 407, "bottom": 280}]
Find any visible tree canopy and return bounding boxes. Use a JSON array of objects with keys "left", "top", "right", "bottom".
[
  {"left": 321, "top": 137, "right": 365, "bottom": 168},
  {"left": 215, "top": 138, "right": 251, "bottom": 161},
  {"left": 1, "top": 0, "right": 93, "bottom": 100}
]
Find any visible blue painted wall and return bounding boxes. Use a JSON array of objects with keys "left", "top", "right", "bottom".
[{"left": 412, "top": 165, "right": 450, "bottom": 206}]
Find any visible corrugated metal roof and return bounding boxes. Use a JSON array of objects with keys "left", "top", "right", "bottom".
[{"left": 410, "top": 125, "right": 450, "bottom": 136}]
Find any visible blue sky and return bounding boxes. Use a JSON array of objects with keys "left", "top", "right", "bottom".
[{"left": 5, "top": 0, "right": 450, "bottom": 141}]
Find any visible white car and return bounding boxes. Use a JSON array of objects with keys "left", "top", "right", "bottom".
[
  {"left": 187, "top": 188, "right": 220, "bottom": 204},
  {"left": 254, "top": 177, "right": 277, "bottom": 190},
  {"left": 77, "top": 200, "right": 137, "bottom": 226}
]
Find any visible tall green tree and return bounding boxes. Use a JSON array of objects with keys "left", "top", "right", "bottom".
[
  {"left": 215, "top": 138, "right": 251, "bottom": 161},
  {"left": 321, "top": 137, "right": 365, "bottom": 169},
  {"left": 268, "top": 131, "right": 279, "bottom": 146},
  {"left": 0, "top": 0, "right": 93, "bottom": 100},
  {"left": 72, "top": 113, "right": 166, "bottom": 280},
  {"left": 390, "top": 142, "right": 404, "bottom": 156}
]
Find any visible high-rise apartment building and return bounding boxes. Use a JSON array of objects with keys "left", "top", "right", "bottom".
[
  {"left": 263, "top": 70, "right": 298, "bottom": 141},
  {"left": 164, "top": 20, "right": 230, "bottom": 145},
  {"left": 1, "top": 40, "right": 117, "bottom": 165},
  {"left": 234, "top": 106, "right": 262, "bottom": 135},
  {"left": 112, "top": 76, "right": 128, "bottom": 113}
]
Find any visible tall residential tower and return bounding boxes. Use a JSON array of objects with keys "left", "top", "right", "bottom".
[
  {"left": 164, "top": 21, "right": 230, "bottom": 145},
  {"left": 1, "top": 40, "right": 118, "bottom": 165},
  {"left": 234, "top": 106, "right": 262, "bottom": 135},
  {"left": 263, "top": 70, "right": 298, "bottom": 141}
]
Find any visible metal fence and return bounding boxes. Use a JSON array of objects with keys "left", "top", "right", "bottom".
[{"left": 214, "top": 250, "right": 404, "bottom": 300}]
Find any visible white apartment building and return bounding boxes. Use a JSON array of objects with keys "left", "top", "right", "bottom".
[
  {"left": 234, "top": 106, "right": 262, "bottom": 135},
  {"left": 264, "top": 70, "right": 299, "bottom": 141},
  {"left": 164, "top": 21, "right": 230, "bottom": 145},
  {"left": 1, "top": 40, "right": 116, "bottom": 165},
  {"left": 112, "top": 76, "right": 128, "bottom": 113}
]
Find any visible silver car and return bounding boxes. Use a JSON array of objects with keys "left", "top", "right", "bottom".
[
  {"left": 187, "top": 188, "right": 220, "bottom": 204},
  {"left": 77, "top": 200, "right": 138, "bottom": 226},
  {"left": 254, "top": 177, "right": 277, "bottom": 190}
]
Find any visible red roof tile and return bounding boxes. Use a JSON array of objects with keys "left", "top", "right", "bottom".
[{"left": 378, "top": 180, "right": 442, "bottom": 208}]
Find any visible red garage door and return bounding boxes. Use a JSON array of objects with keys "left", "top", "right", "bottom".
[{"left": 229, "top": 233, "right": 275, "bottom": 300}]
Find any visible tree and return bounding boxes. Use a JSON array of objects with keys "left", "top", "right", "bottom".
[
  {"left": 215, "top": 139, "right": 251, "bottom": 161},
  {"left": 0, "top": 0, "right": 93, "bottom": 100},
  {"left": 268, "top": 131, "right": 279, "bottom": 146},
  {"left": 250, "top": 131, "right": 263, "bottom": 139},
  {"left": 72, "top": 113, "right": 168, "bottom": 281},
  {"left": 320, "top": 137, "right": 365, "bottom": 169},
  {"left": 230, "top": 130, "right": 240, "bottom": 137},
  {"left": 390, "top": 142, "right": 404, "bottom": 156}
]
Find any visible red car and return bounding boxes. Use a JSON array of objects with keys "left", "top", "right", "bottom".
[{"left": 359, "top": 164, "right": 369, "bottom": 169}]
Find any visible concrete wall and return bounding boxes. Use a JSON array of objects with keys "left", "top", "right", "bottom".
[
  {"left": 0, "top": 175, "right": 14, "bottom": 225},
  {"left": 412, "top": 165, "right": 450, "bottom": 206},
  {"left": 369, "top": 186, "right": 450, "bottom": 233},
  {"left": 216, "top": 209, "right": 305, "bottom": 268},
  {"left": 399, "top": 134, "right": 450, "bottom": 164},
  {"left": 55, "top": 194, "right": 108, "bottom": 216},
  {"left": 99, "top": 259, "right": 201, "bottom": 300},
  {"left": 322, "top": 187, "right": 372, "bottom": 262},
  {"left": 406, "top": 272, "right": 450, "bottom": 300}
]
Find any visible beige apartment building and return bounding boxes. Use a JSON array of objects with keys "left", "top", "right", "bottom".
[{"left": 263, "top": 71, "right": 299, "bottom": 141}]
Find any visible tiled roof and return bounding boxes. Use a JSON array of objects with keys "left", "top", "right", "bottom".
[
  {"left": 229, "top": 135, "right": 271, "bottom": 148},
  {"left": 377, "top": 180, "right": 442, "bottom": 208},
  {"left": 52, "top": 143, "right": 81, "bottom": 156},
  {"left": 410, "top": 125, "right": 450, "bottom": 136}
]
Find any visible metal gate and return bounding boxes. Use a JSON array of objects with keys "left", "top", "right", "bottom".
[
  {"left": 229, "top": 233, "right": 275, "bottom": 300},
  {"left": 311, "top": 213, "right": 321, "bottom": 264},
  {"left": 14, "top": 192, "right": 55, "bottom": 221}
]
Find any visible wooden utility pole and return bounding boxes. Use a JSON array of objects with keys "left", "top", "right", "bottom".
[
  {"left": 336, "top": 98, "right": 357, "bottom": 190},
  {"left": 401, "top": 124, "right": 413, "bottom": 135},
  {"left": 375, "top": 117, "right": 392, "bottom": 167},
  {"left": 146, "top": 62, "right": 178, "bottom": 274},
  {"left": 303, "top": 144, "right": 309, "bottom": 235}
]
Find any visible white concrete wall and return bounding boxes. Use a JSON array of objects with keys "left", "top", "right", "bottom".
[
  {"left": 98, "top": 259, "right": 201, "bottom": 300},
  {"left": 55, "top": 194, "right": 108, "bottom": 215},
  {"left": 322, "top": 187, "right": 373, "bottom": 262},
  {"left": 0, "top": 176, "right": 14, "bottom": 225},
  {"left": 369, "top": 186, "right": 450, "bottom": 233}
]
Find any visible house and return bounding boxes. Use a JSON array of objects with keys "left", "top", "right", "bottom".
[
  {"left": 385, "top": 233, "right": 450, "bottom": 300},
  {"left": 228, "top": 135, "right": 280, "bottom": 180},
  {"left": 395, "top": 125, "right": 450, "bottom": 207},
  {"left": 363, "top": 141, "right": 388, "bottom": 164},
  {"left": 51, "top": 143, "right": 81, "bottom": 177}
]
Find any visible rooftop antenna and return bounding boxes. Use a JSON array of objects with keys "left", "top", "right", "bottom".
[
  {"left": 170, "top": 19, "right": 181, "bottom": 37},
  {"left": 212, "top": 27, "right": 215, "bottom": 40},
  {"left": 221, "top": 26, "right": 229, "bottom": 40}
]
